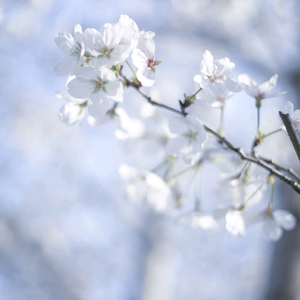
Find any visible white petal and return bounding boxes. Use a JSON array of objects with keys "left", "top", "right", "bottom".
[
  {"left": 58, "top": 103, "right": 85, "bottom": 125},
  {"left": 67, "top": 77, "right": 93, "bottom": 98},
  {"left": 166, "top": 136, "right": 189, "bottom": 156},
  {"left": 281, "top": 101, "right": 294, "bottom": 115},
  {"left": 146, "top": 172, "right": 171, "bottom": 212},
  {"left": 98, "top": 68, "right": 117, "bottom": 82},
  {"left": 259, "top": 74, "right": 278, "bottom": 94},
  {"left": 238, "top": 74, "right": 257, "bottom": 88},
  {"left": 225, "top": 210, "right": 245, "bottom": 236},
  {"left": 103, "top": 23, "right": 122, "bottom": 48},
  {"left": 105, "top": 81, "right": 124, "bottom": 102},
  {"left": 74, "top": 24, "right": 83, "bottom": 44},
  {"left": 132, "top": 49, "right": 148, "bottom": 69},
  {"left": 263, "top": 91, "right": 286, "bottom": 99},
  {"left": 136, "top": 38, "right": 155, "bottom": 58},
  {"left": 89, "top": 56, "right": 112, "bottom": 68},
  {"left": 88, "top": 96, "right": 111, "bottom": 118},
  {"left": 262, "top": 216, "right": 283, "bottom": 241},
  {"left": 201, "top": 50, "right": 214, "bottom": 75},
  {"left": 137, "top": 68, "right": 155, "bottom": 87},
  {"left": 73, "top": 67, "right": 97, "bottom": 80},
  {"left": 55, "top": 32, "right": 75, "bottom": 54},
  {"left": 210, "top": 81, "right": 229, "bottom": 97},
  {"left": 54, "top": 55, "right": 78, "bottom": 77},
  {"left": 223, "top": 77, "right": 242, "bottom": 93},
  {"left": 183, "top": 152, "right": 202, "bottom": 165},
  {"left": 168, "top": 117, "right": 189, "bottom": 135},
  {"left": 84, "top": 28, "right": 103, "bottom": 51},
  {"left": 214, "top": 57, "right": 235, "bottom": 76},
  {"left": 273, "top": 209, "right": 297, "bottom": 231},
  {"left": 193, "top": 74, "right": 210, "bottom": 89},
  {"left": 191, "top": 212, "right": 219, "bottom": 231}
]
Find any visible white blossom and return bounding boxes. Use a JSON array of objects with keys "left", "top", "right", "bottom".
[
  {"left": 84, "top": 22, "right": 132, "bottom": 68},
  {"left": 194, "top": 50, "right": 241, "bottom": 97},
  {"left": 131, "top": 32, "right": 160, "bottom": 87},
  {"left": 56, "top": 92, "right": 86, "bottom": 125},
  {"left": 225, "top": 210, "right": 245, "bottom": 236},
  {"left": 67, "top": 67, "right": 123, "bottom": 119},
  {"left": 54, "top": 24, "right": 85, "bottom": 77},
  {"left": 238, "top": 73, "right": 286, "bottom": 100},
  {"left": 281, "top": 101, "right": 300, "bottom": 133},
  {"left": 118, "top": 164, "right": 172, "bottom": 212},
  {"left": 166, "top": 116, "right": 207, "bottom": 162},
  {"left": 263, "top": 209, "right": 296, "bottom": 241}
]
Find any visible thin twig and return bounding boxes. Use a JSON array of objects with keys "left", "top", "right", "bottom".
[
  {"left": 279, "top": 111, "right": 300, "bottom": 161},
  {"left": 259, "top": 156, "right": 300, "bottom": 183}
]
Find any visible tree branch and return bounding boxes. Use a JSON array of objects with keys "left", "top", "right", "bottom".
[
  {"left": 121, "top": 72, "right": 300, "bottom": 194},
  {"left": 279, "top": 111, "right": 300, "bottom": 161}
]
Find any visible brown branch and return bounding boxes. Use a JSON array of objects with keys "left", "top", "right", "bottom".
[
  {"left": 279, "top": 111, "right": 300, "bottom": 161},
  {"left": 120, "top": 72, "right": 300, "bottom": 194}
]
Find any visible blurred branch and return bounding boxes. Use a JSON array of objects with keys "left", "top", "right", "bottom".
[
  {"left": 279, "top": 111, "right": 300, "bottom": 161},
  {"left": 121, "top": 73, "right": 300, "bottom": 194}
]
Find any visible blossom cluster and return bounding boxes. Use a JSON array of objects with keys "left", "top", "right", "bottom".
[{"left": 54, "top": 15, "right": 298, "bottom": 242}]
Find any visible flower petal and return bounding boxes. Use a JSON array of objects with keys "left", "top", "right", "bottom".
[
  {"left": 88, "top": 96, "right": 111, "bottom": 118},
  {"left": 105, "top": 81, "right": 124, "bottom": 102},
  {"left": 262, "top": 216, "right": 283, "bottom": 241},
  {"left": 54, "top": 55, "right": 78, "bottom": 77},
  {"left": 259, "top": 74, "right": 278, "bottom": 94},
  {"left": 281, "top": 101, "right": 294, "bottom": 115},
  {"left": 225, "top": 210, "right": 245, "bottom": 236},
  {"left": 67, "top": 77, "right": 93, "bottom": 98},
  {"left": 201, "top": 50, "right": 214, "bottom": 75},
  {"left": 137, "top": 67, "right": 155, "bottom": 87},
  {"left": 193, "top": 74, "right": 210, "bottom": 89},
  {"left": 273, "top": 209, "right": 297, "bottom": 231},
  {"left": 132, "top": 49, "right": 148, "bottom": 69},
  {"left": 55, "top": 32, "right": 75, "bottom": 54}
]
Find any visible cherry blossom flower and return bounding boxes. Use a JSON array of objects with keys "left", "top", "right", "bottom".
[
  {"left": 281, "top": 101, "right": 300, "bottom": 133},
  {"left": 194, "top": 50, "right": 241, "bottom": 97},
  {"left": 131, "top": 31, "right": 161, "bottom": 87},
  {"left": 225, "top": 210, "right": 245, "bottom": 236},
  {"left": 67, "top": 67, "right": 123, "bottom": 119},
  {"left": 54, "top": 24, "right": 86, "bottom": 77},
  {"left": 196, "top": 88, "right": 234, "bottom": 108},
  {"left": 84, "top": 23, "right": 132, "bottom": 68},
  {"left": 165, "top": 116, "right": 207, "bottom": 162},
  {"left": 262, "top": 209, "right": 296, "bottom": 241},
  {"left": 118, "top": 164, "right": 172, "bottom": 212},
  {"left": 238, "top": 73, "right": 286, "bottom": 101},
  {"left": 56, "top": 92, "right": 86, "bottom": 125}
]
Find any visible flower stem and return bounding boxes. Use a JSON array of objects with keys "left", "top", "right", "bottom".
[
  {"left": 218, "top": 106, "right": 224, "bottom": 136},
  {"left": 242, "top": 181, "right": 266, "bottom": 208},
  {"left": 190, "top": 87, "right": 202, "bottom": 99},
  {"left": 257, "top": 106, "right": 261, "bottom": 135},
  {"left": 263, "top": 128, "right": 282, "bottom": 139},
  {"left": 126, "top": 59, "right": 137, "bottom": 78},
  {"left": 268, "top": 177, "right": 275, "bottom": 210}
]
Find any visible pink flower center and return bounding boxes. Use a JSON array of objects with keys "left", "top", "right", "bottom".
[{"left": 147, "top": 58, "right": 158, "bottom": 68}]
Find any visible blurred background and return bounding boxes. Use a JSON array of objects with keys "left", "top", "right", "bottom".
[{"left": 1, "top": 0, "right": 300, "bottom": 299}]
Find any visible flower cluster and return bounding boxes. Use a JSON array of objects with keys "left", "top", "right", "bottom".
[{"left": 54, "top": 15, "right": 298, "bottom": 242}]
